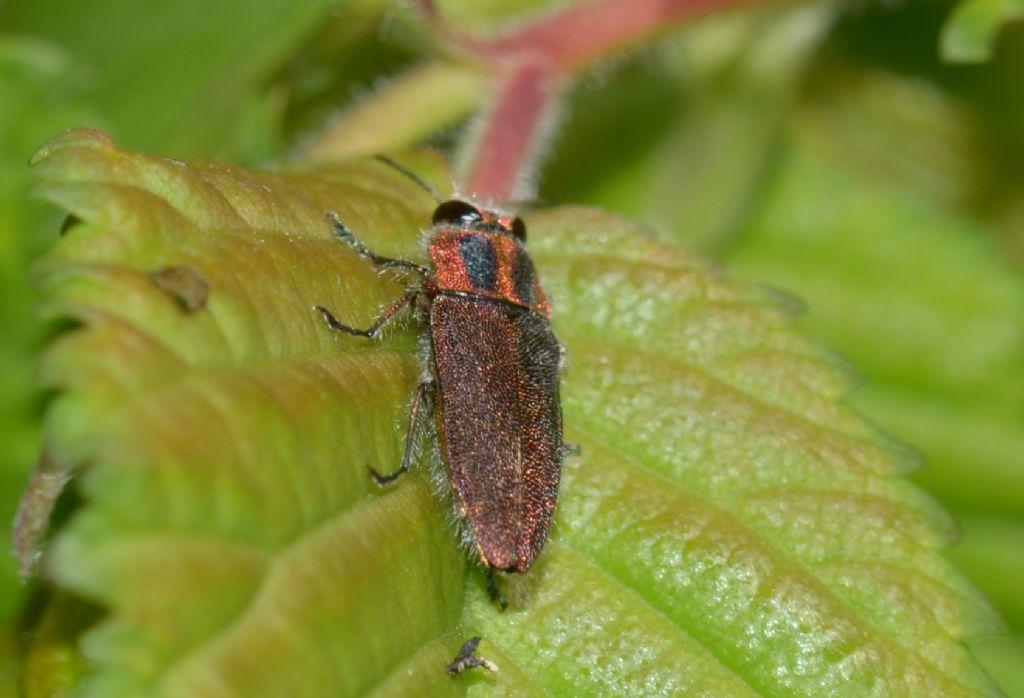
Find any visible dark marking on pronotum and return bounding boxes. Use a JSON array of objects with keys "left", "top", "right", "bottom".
[
  {"left": 511, "top": 247, "right": 537, "bottom": 307},
  {"left": 458, "top": 234, "right": 498, "bottom": 292}
]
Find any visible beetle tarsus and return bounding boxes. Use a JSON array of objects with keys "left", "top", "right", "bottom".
[
  {"left": 315, "top": 305, "right": 373, "bottom": 337},
  {"left": 486, "top": 569, "right": 508, "bottom": 610},
  {"left": 326, "top": 211, "right": 428, "bottom": 276},
  {"left": 326, "top": 212, "right": 370, "bottom": 255},
  {"left": 315, "top": 292, "right": 417, "bottom": 339},
  {"left": 368, "top": 464, "right": 408, "bottom": 486}
]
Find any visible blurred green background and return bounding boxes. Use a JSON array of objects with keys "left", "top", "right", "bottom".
[{"left": 1, "top": 0, "right": 1022, "bottom": 695}]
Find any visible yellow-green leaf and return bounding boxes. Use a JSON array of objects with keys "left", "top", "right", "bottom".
[
  {"left": 941, "top": 0, "right": 1024, "bottom": 63},
  {"left": 22, "top": 129, "right": 999, "bottom": 696}
]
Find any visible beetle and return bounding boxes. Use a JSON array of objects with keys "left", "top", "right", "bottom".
[{"left": 314, "top": 157, "right": 567, "bottom": 608}]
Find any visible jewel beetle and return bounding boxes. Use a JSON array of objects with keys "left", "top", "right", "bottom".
[{"left": 314, "top": 157, "right": 567, "bottom": 607}]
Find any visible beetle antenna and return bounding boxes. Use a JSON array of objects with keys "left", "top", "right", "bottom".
[{"left": 373, "top": 155, "right": 443, "bottom": 203}]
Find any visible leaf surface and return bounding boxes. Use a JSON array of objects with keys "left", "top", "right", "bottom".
[
  {"left": 941, "top": 0, "right": 1024, "bottom": 63},
  {"left": 0, "top": 0, "right": 330, "bottom": 160},
  {"left": 24, "top": 129, "right": 999, "bottom": 697},
  {"left": 724, "top": 127, "right": 1024, "bottom": 693},
  {"left": 0, "top": 42, "right": 110, "bottom": 677}
]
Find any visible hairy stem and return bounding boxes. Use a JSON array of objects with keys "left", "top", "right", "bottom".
[
  {"left": 463, "top": 61, "right": 558, "bottom": 203},
  {"left": 419, "top": 0, "right": 777, "bottom": 201},
  {"left": 468, "top": 0, "right": 761, "bottom": 74}
]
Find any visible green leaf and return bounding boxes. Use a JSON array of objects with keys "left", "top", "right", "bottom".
[
  {"left": 300, "top": 62, "right": 487, "bottom": 162},
  {"left": 941, "top": 0, "right": 1024, "bottom": 63},
  {"left": 791, "top": 66, "right": 984, "bottom": 212},
  {"left": 0, "top": 0, "right": 331, "bottom": 160},
  {"left": 21, "top": 592, "right": 103, "bottom": 698},
  {"left": 724, "top": 138, "right": 1024, "bottom": 520},
  {"left": 0, "top": 35, "right": 109, "bottom": 629},
  {"left": 947, "top": 515, "right": 1024, "bottom": 630},
  {"left": 969, "top": 635, "right": 1024, "bottom": 698},
  {"left": 723, "top": 129, "right": 1024, "bottom": 695},
  {"left": 24, "top": 129, "right": 998, "bottom": 696},
  {"left": 1, "top": 626, "right": 19, "bottom": 698}
]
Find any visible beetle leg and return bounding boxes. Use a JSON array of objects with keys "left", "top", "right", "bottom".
[
  {"left": 369, "top": 381, "right": 433, "bottom": 485},
  {"left": 327, "top": 212, "right": 428, "bottom": 276},
  {"left": 486, "top": 568, "right": 508, "bottom": 611},
  {"left": 315, "top": 291, "right": 417, "bottom": 339}
]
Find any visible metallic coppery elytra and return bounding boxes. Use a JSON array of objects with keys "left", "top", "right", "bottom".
[{"left": 314, "top": 159, "right": 566, "bottom": 609}]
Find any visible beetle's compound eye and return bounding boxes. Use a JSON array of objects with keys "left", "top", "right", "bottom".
[
  {"left": 510, "top": 217, "right": 527, "bottom": 242},
  {"left": 432, "top": 200, "right": 483, "bottom": 227}
]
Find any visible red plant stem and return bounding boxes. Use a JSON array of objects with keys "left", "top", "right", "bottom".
[
  {"left": 464, "top": 61, "right": 556, "bottom": 204},
  {"left": 420, "top": 0, "right": 770, "bottom": 201},
  {"left": 465, "top": 0, "right": 754, "bottom": 74}
]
